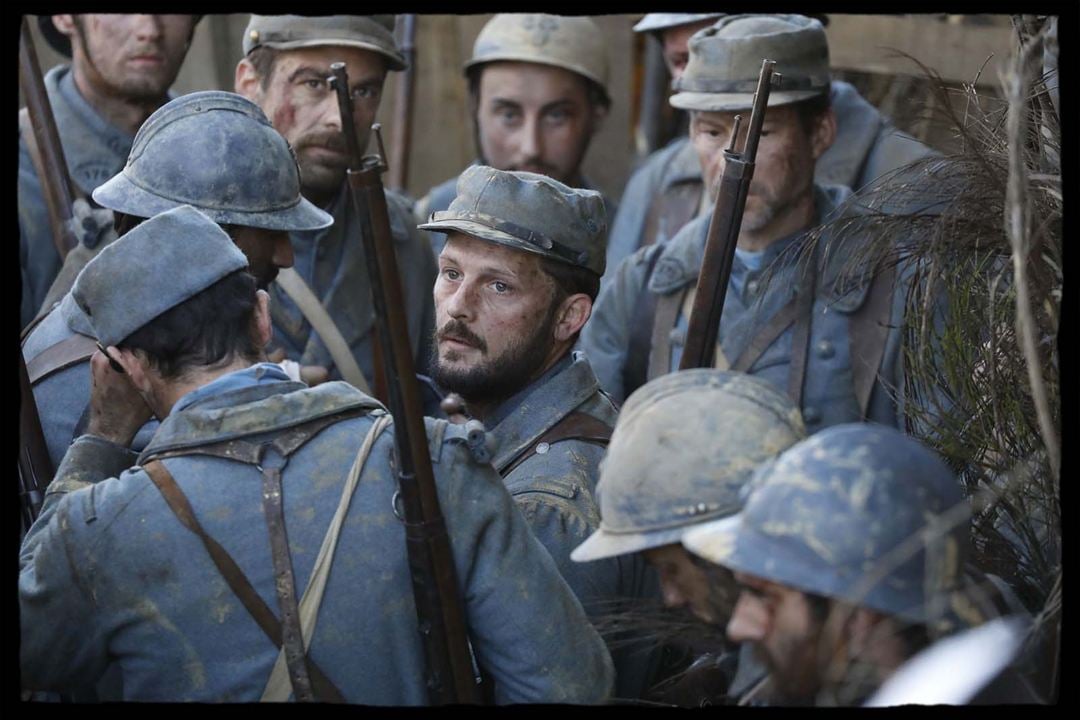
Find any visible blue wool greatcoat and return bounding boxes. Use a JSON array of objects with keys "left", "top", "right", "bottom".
[{"left": 20, "top": 368, "right": 614, "bottom": 703}]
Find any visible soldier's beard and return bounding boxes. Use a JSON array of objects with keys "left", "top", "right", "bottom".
[{"left": 430, "top": 305, "right": 559, "bottom": 411}]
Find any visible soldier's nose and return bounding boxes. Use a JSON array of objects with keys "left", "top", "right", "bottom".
[{"left": 726, "top": 592, "right": 768, "bottom": 644}]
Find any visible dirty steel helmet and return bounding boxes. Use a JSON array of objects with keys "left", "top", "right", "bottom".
[
  {"left": 242, "top": 14, "right": 406, "bottom": 71},
  {"left": 465, "top": 14, "right": 610, "bottom": 105},
  {"left": 92, "top": 91, "right": 332, "bottom": 231},
  {"left": 570, "top": 369, "right": 806, "bottom": 563},
  {"left": 683, "top": 423, "right": 970, "bottom": 630},
  {"left": 632, "top": 13, "right": 725, "bottom": 35}
]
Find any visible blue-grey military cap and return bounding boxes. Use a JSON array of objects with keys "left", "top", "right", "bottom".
[
  {"left": 72, "top": 205, "right": 249, "bottom": 348},
  {"left": 572, "top": 370, "right": 805, "bottom": 563},
  {"left": 243, "top": 14, "right": 406, "bottom": 71},
  {"left": 418, "top": 166, "right": 608, "bottom": 276},
  {"left": 93, "top": 91, "right": 332, "bottom": 232},
  {"left": 671, "top": 14, "right": 831, "bottom": 112},
  {"left": 683, "top": 424, "right": 970, "bottom": 628},
  {"left": 632, "top": 14, "right": 724, "bottom": 34}
]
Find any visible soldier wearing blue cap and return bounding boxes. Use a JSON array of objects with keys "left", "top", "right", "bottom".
[
  {"left": 414, "top": 14, "right": 617, "bottom": 257},
  {"left": 19, "top": 204, "right": 615, "bottom": 703},
  {"left": 583, "top": 15, "right": 912, "bottom": 433},
  {"left": 21, "top": 91, "right": 334, "bottom": 473},
  {"left": 681, "top": 424, "right": 1024, "bottom": 705},
  {"left": 606, "top": 13, "right": 936, "bottom": 279},
  {"left": 419, "top": 165, "right": 651, "bottom": 697},
  {"left": 20, "top": 15, "right": 200, "bottom": 329},
  {"left": 235, "top": 15, "right": 438, "bottom": 386}
]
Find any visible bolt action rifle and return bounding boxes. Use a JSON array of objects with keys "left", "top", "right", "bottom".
[
  {"left": 19, "top": 350, "right": 51, "bottom": 536},
  {"left": 388, "top": 14, "right": 417, "bottom": 192},
  {"left": 679, "top": 59, "right": 780, "bottom": 370},
  {"left": 19, "top": 16, "right": 78, "bottom": 261},
  {"left": 329, "top": 63, "right": 482, "bottom": 705}
]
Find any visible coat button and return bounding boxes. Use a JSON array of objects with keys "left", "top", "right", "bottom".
[
  {"left": 803, "top": 406, "right": 822, "bottom": 425},
  {"left": 816, "top": 340, "right": 835, "bottom": 359},
  {"left": 747, "top": 279, "right": 760, "bottom": 296},
  {"left": 535, "top": 442, "right": 550, "bottom": 455}
]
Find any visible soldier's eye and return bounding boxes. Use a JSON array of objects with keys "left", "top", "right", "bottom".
[
  {"left": 442, "top": 268, "right": 461, "bottom": 281},
  {"left": 491, "top": 281, "right": 510, "bottom": 293},
  {"left": 304, "top": 78, "right": 325, "bottom": 90}
]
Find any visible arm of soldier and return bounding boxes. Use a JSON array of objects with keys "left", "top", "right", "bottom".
[
  {"left": 436, "top": 436, "right": 615, "bottom": 704},
  {"left": 579, "top": 246, "right": 656, "bottom": 404}
]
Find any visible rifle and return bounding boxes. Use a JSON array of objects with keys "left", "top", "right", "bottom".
[
  {"left": 388, "top": 14, "right": 417, "bottom": 192},
  {"left": 679, "top": 60, "right": 779, "bottom": 370},
  {"left": 329, "top": 63, "right": 482, "bottom": 705},
  {"left": 19, "top": 350, "right": 52, "bottom": 534},
  {"left": 19, "top": 16, "right": 78, "bottom": 260}
]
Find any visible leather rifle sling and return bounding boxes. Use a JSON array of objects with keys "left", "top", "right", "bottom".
[
  {"left": 500, "top": 411, "right": 613, "bottom": 477},
  {"left": 19, "top": 108, "right": 86, "bottom": 259},
  {"left": 274, "top": 267, "right": 372, "bottom": 394},
  {"left": 849, "top": 262, "right": 897, "bottom": 419},
  {"left": 623, "top": 248, "right": 663, "bottom": 397},
  {"left": 785, "top": 264, "right": 817, "bottom": 408},
  {"left": 25, "top": 333, "right": 97, "bottom": 385},
  {"left": 646, "top": 288, "right": 685, "bottom": 382}
]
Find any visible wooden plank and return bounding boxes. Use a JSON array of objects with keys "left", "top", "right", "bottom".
[{"left": 825, "top": 14, "right": 1016, "bottom": 86}]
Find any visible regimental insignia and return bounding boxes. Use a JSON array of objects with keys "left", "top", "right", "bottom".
[{"left": 522, "top": 15, "right": 559, "bottom": 46}]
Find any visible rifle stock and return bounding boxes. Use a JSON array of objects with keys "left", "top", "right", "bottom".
[
  {"left": 388, "top": 14, "right": 417, "bottom": 192},
  {"left": 19, "top": 16, "right": 78, "bottom": 260},
  {"left": 330, "top": 63, "right": 481, "bottom": 705},
  {"left": 679, "top": 59, "right": 778, "bottom": 370}
]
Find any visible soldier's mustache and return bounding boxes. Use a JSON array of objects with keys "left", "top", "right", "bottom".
[
  {"left": 437, "top": 320, "right": 487, "bottom": 353},
  {"left": 296, "top": 133, "right": 347, "bottom": 155}
]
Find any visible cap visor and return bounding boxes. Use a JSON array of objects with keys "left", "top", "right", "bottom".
[
  {"left": 680, "top": 513, "right": 742, "bottom": 565},
  {"left": 670, "top": 89, "right": 823, "bottom": 113},
  {"left": 571, "top": 524, "right": 689, "bottom": 563},
  {"left": 93, "top": 174, "right": 333, "bottom": 232},
  {"left": 418, "top": 218, "right": 553, "bottom": 262},
  {"left": 260, "top": 39, "right": 406, "bottom": 71}
]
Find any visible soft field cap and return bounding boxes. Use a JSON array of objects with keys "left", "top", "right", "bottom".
[
  {"left": 670, "top": 14, "right": 831, "bottom": 113},
  {"left": 73, "top": 205, "right": 249, "bottom": 347},
  {"left": 632, "top": 14, "right": 724, "bottom": 34},
  {"left": 465, "top": 14, "right": 609, "bottom": 101},
  {"left": 571, "top": 370, "right": 805, "bottom": 563},
  {"left": 419, "top": 166, "right": 608, "bottom": 276},
  {"left": 243, "top": 14, "right": 406, "bottom": 71}
]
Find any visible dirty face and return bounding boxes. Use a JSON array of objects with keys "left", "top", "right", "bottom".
[
  {"left": 226, "top": 226, "right": 294, "bottom": 290},
  {"left": 475, "top": 62, "right": 601, "bottom": 186},
  {"left": 246, "top": 46, "right": 387, "bottom": 206},
  {"left": 60, "top": 14, "right": 195, "bottom": 101},
  {"left": 659, "top": 20, "right": 715, "bottom": 82},
  {"left": 727, "top": 571, "right": 829, "bottom": 704},
  {"left": 644, "top": 543, "right": 738, "bottom": 625},
  {"left": 690, "top": 104, "right": 827, "bottom": 236},
  {"left": 432, "top": 233, "right": 561, "bottom": 405}
]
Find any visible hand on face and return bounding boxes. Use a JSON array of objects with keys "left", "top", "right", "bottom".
[{"left": 86, "top": 348, "right": 154, "bottom": 447}]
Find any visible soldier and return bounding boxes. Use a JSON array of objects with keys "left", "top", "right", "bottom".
[
  {"left": 21, "top": 91, "right": 333, "bottom": 471},
  {"left": 680, "top": 423, "right": 1012, "bottom": 705},
  {"left": 633, "top": 14, "right": 724, "bottom": 84},
  {"left": 571, "top": 369, "right": 807, "bottom": 705},
  {"left": 418, "top": 166, "right": 651, "bottom": 695},
  {"left": 606, "top": 13, "right": 937, "bottom": 276},
  {"left": 581, "top": 14, "right": 907, "bottom": 433},
  {"left": 415, "top": 13, "right": 615, "bottom": 257},
  {"left": 235, "top": 15, "right": 437, "bottom": 385},
  {"left": 19, "top": 205, "right": 615, "bottom": 704},
  {"left": 20, "top": 14, "right": 200, "bottom": 329}
]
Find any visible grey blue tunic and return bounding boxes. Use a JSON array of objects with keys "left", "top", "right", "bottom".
[
  {"left": 270, "top": 183, "right": 437, "bottom": 378},
  {"left": 604, "top": 81, "right": 938, "bottom": 278},
  {"left": 20, "top": 365, "right": 614, "bottom": 703},
  {"left": 581, "top": 184, "right": 906, "bottom": 434},
  {"left": 18, "top": 65, "right": 140, "bottom": 329}
]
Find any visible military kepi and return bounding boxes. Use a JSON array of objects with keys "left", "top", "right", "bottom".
[
  {"left": 243, "top": 14, "right": 406, "bottom": 71},
  {"left": 419, "top": 166, "right": 608, "bottom": 276},
  {"left": 73, "top": 205, "right": 249, "bottom": 347}
]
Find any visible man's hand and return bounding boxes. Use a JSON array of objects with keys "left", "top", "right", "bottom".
[
  {"left": 267, "top": 348, "right": 330, "bottom": 386},
  {"left": 86, "top": 350, "right": 153, "bottom": 447}
]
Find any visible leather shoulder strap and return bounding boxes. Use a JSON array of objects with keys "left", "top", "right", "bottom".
[
  {"left": 646, "top": 287, "right": 685, "bottom": 383},
  {"left": 143, "top": 460, "right": 345, "bottom": 703},
  {"left": 849, "top": 262, "right": 897, "bottom": 419},
  {"left": 623, "top": 248, "right": 664, "bottom": 397},
  {"left": 501, "top": 411, "right": 613, "bottom": 477},
  {"left": 25, "top": 333, "right": 97, "bottom": 385}
]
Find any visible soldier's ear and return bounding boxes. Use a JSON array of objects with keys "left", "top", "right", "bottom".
[
  {"left": 252, "top": 289, "right": 273, "bottom": 350},
  {"left": 235, "top": 58, "right": 262, "bottom": 102},
  {"left": 553, "top": 293, "right": 593, "bottom": 343},
  {"left": 810, "top": 107, "right": 837, "bottom": 160},
  {"left": 51, "top": 15, "right": 76, "bottom": 39}
]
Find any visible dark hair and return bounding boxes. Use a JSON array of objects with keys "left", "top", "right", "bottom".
[
  {"left": 467, "top": 65, "right": 611, "bottom": 112},
  {"left": 246, "top": 46, "right": 280, "bottom": 90},
  {"left": 792, "top": 91, "right": 832, "bottom": 138},
  {"left": 540, "top": 256, "right": 600, "bottom": 303},
  {"left": 804, "top": 591, "right": 932, "bottom": 659},
  {"left": 118, "top": 269, "right": 261, "bottom": 379}
]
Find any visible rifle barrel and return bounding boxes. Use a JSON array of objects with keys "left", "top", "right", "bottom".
[{"left": 388, "top": 14, "right": 417, "bottom": 191}]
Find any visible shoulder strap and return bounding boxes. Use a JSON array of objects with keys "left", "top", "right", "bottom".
[
  {"left": 785, "top": 264, "right": 818, "bottom": 408},
  {"left": 500, "top": 411, "right": 613, "bottom": 477},
  {"left": 274, "top": 267, "right": 372, "bottom": 395},
  {"left": 646, "top": 287, "right": 686, "bottom": 384},
  {"left": 25, "top": 333, "right": 97, "bottom": 385},
  {"left": 849, "top": 262, "right": 897, "bottom": 419},
  {"left": 143, "top": 459, "right": 344, "bottom": 702},
  {"left": 622, "top": 248, "right": 664, "bottom": 398}
]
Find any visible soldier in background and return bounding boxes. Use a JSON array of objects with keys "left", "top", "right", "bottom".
[
  {"left": 20, "top": 205, "right": 614, "bottom": 704},
  {"left": 572, "top": 369, "right": 806, "bottom": 705},
  {"left": 19, "top": 14, "right": 199, "bottom": 328},
  {"left": 605, "top": 13, "right": 936, "bottom": 277},
  {"left": 236, "top": 15, "right": 438, "bottom": 384},
  {"left": 21, "top": 91, "right": 332, "bottom": 472},
  {"left": 682, "top": 423, "right": 1033, "bottom": 705},
  {"left": 419, "top": 166, "right": 652, "bottom": 697},
  {"left": 415, "top": 14, "right": 615, "bottom": 256}
]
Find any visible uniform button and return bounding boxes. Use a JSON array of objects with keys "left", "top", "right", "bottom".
[
  {"left": 669, "top": 327, "right": 686, "bottom": 346},
  {"left": 535, "top": 442, "right": 550, "bottom": 455},
  {"left": 816, "top": 340, "right": 835, "bottom": 359},
  {"left": 803, "top": 406, "right": 822, "bottom": 425},
  {"left": 747, "top": 280, "right": 760, "bottom": 296}
]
